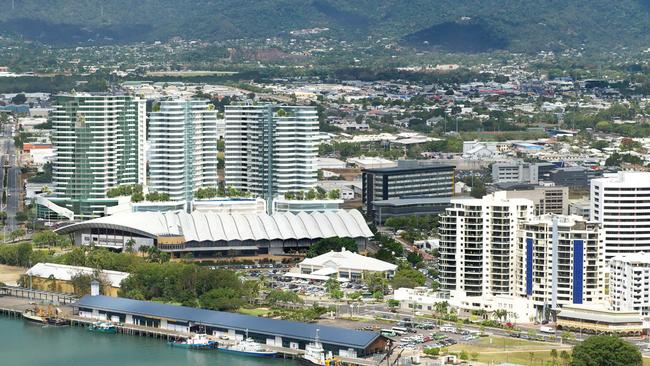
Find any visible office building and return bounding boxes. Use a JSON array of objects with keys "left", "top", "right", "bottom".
[
  {"left": 498, "top": 185, "right": 569, "bottom": 215},
  {"left": 438, "top": 192, "right": 534, "bottom": 298},
  {"left": 224, "top": 104, "right": 318, "bottom": 204},
  {"left": 491, "top": 162, "right": 555, "bottom": 184},
  {"left": 49, "top": 94, "right": 146, "bottom": 219},
  {"left": 590, "top": 172, "right": 650, "bottom": 258},
  {"left": 610, "top": 253, "right": 650, "bottom": 316},
  {"left": 549, "top": 166, "right": 602, "bottom": 188},
  {"left": 148, "top": 100, "right": 218, "bottom": 203},
  {"left": 362, "top": 160, "right": 454, "bottom": 217},
  {"left": 516, "top": 215, "right": 605, "bottom": 318}
]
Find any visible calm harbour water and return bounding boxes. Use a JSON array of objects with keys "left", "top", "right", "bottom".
[{"left": 0, "top": 317, "right": 299, "bottom": 366}]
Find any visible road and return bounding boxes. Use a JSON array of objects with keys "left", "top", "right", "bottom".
[{"left": 1, "top": 121, "right": 20, "bottom": 232}]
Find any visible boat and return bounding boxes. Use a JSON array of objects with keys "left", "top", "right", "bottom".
[
  {"left": 217, "top": 330, "right": 277, "bottom": 357},
  {"left": 88, "top": 321, "right": 117, "bottom": 334},
  {"left": 22, "top": 308, "right": 47, "bottom": 324},
  {"left": 301, "top": 329, "right": 327, "bottom": 366},
  {"left": 169, "top": 333, "right": 217, "bottom": 350},
  {"left": 46, "top": 317, "right": 70, "bottom": 327}
]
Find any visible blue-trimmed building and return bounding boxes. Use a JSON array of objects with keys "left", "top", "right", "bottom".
[
  {"left": 75, "top": 295, "right": 387, "bottom": 357},
  {"left": 519, "top": 214, "right": 605, "bottom": 320}
]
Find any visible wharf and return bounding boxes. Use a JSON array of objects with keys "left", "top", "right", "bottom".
[{"left": 0, "top": 295, "right": 379, "bottom": 365}]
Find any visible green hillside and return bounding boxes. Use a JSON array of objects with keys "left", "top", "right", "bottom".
[{"left": 0, "top": 0, "right": 648, "bottom": 52}]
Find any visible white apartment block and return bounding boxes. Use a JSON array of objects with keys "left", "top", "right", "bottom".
[
  {"left": 439, "top": 192, "right": 534, "bottom": 298},
  {"left": 50, "top": 94, "right": 146, "bottom": 219},
  {"left": 224, "top": 104, "right": 318, "bottom": 200},
  {"left": 148, "top": 100, "right": 218, "bottom": 203},
  {"left": 516, "top": 215, "right": 605, "bottom": 315},
  {"left": 590, "top": 172, "right": 650, "bottom": 258},
  {"left": 610, "top": 253, "right": 650, "bottom": 316}
]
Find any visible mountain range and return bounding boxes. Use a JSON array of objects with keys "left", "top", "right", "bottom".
[{"left": 1, "top": 0, "right": 649, "bottom": 52}]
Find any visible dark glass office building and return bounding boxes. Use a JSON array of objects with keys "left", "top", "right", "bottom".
[{"left": 362, "top": 160, "right": 455, "bottom": 219}]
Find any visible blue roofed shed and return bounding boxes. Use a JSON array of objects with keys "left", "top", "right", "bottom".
[{"left": 76, "top": 295, "right": 386, "bottom": 356}]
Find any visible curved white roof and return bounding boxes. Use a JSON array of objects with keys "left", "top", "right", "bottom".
[{"left": 56, "top": 210, "right": 374, "bottom": 242}]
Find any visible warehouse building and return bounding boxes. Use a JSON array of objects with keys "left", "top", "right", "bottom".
[
  {"left": 55, "top": 209, "right": 374, "bottom": 257},
  {"left": 75, "top": 295, "right": 387, "bottom": 357}
]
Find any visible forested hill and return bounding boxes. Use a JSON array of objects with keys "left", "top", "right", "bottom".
[{"left": 1, "top": 0, "right": 649, "bottom": 52}]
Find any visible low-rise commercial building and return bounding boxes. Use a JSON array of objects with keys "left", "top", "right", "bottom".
[
  {"left": 297, "top": 248, "right": 396, "bottom": 282},
  {"left": 557, "top": 304, "right": 644, "bottom": 335},
  {"left": 26, "top": 263, "right": 129, "bottom": 297}
]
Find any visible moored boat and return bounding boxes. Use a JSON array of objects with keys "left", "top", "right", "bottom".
[
  {"left": 88, "top": 321, "right": 117, "bottom": 334},
  {"left": 217, "top": 330, "right": 276, "bottom": 357},
  {"left": 22, "top": 308, "right": 47, "bottom": 324},
  {"left": 301, "top": 329, "right": 326, "bottom": 366},
  {"left": 169, "top": 333, "right": 217, "bottom": 350}
]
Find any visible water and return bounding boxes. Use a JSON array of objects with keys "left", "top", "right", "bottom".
[{"left": 0, "top": 317, "right": 300, "bottom": 366}]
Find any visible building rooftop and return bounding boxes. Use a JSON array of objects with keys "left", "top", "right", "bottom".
[
  {"left": 610, "top": 252, "right": 650, "bottom": 265},
  {"left": 26, "top": 263, "right": 129, "bottom": 288},
  {"left": 300, "top": 248, "right": 397, "bottom": 272},
  {"left": 363, "top": 160, "right": 454, "bottom": 174},
  {"left": 77, "top": 295, "right": 381, "bottom": 349},
  {"left": 56, "top": 209, "right": 374, "bottom": 242},
  {"left": 373, "top": 197, "right": 452, "bottom": 206}
]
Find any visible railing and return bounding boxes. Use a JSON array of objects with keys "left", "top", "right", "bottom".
[{"left": 0, "top": 286, "right": 78, "bottom": 305}]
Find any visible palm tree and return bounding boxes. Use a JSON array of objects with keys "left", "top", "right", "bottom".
[{"left": 559, "top": 350, "right": 571, "bottom": 366}]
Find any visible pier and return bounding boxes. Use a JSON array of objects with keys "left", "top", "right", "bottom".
[{"left": 0, "top": 294, "right": 381, "bottom": 365}]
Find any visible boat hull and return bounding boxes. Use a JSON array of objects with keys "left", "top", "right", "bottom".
[
  {"left": 88, "top": 326, "right": 117, "bottom": 334},
  {"left": 22, "top": 313, "right": 46, "bottom": 324},
  {"left": 169, "top": 342, "right": 217, "bottom": 350},
  {"left": 299, "top": 358, "right": 323, "bottom": 366},
  {"left": 217, "top": 347, "right": 277, "bottom": 357}
]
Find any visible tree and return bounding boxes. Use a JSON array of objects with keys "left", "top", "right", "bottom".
[
  {"left": 459, "top": 350, "right": 469, "bottom": 361},
  {"left": 265, "top": 289, "right": 303, "bottom": 306},
  {"left": 387, "top": 299, "right": 400, "bottom": 310},
  {"left": 199, "top": 288, "right": 244, "bottom": 311},
  {"left": 327, "top": 189, "right": 341, "bottom": 200},
  {"left": 32, "top": 230, "right": 68, "bottom": 247},
  {"left": 307, "top": 237, "right": 358, "bottom": 257},
  {"left": 550, "top": 349, "right": 558, "bottom": 366},
  {"left": 125, "top": 239, "right": 136, "bottom": 253},
  {"left": 325, "top": 278, "right": 343, "bottom": 299},
  {"left": 363, "top": 271, "right": 388, "bottom": 294},
  {"left": 11, "top": 93, "right": 26, "bottom": 105},
  {"left": 391, "top": 262, "right": 426, "bottom": 289},
  {"left": 560, "top": 350, "right": 571, "bottom": 366},
  {"left": 9, "top": 228, "right": 25, "bottom": 242},
  {"left": 570, "top": 335, "right": 641, "bottom": 366}
]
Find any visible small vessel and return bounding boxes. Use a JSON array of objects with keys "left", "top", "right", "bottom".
[
  {"left": 301, "top": 329, "right": 327, "bottom": 366},
  {"left": 22, "top": 308, "right": 47, "bottom": 324},
  {"left": 169, "top": 333, "right": 217, "bottom": 350},
  {"left": 46, "top": 317, "right": 70, "bottom": 327},
  {"left": 88, "top": 321, "right": 117, "bottom": 334},
  {"left": 217, "top": 330, "right": 277, "bottom": 357}
]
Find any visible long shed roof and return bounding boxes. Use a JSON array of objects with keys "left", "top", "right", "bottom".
[
  {"left": 56, "top": 209, "right": 373, "bottom": 242},
  {"left": 77, "top": 295, "right": 381, "bottom": 349}
]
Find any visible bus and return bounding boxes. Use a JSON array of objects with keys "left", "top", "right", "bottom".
[
  {"left": 381, "top": 329, "right": 397, "bottom": 337},
  {"left": 391, "top": 327, "right": 407, "bottom": 335}
]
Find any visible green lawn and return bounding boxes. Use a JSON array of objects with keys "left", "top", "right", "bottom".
[
  {"left": 238, "top": 308, "right": 271, "bottom": 317},
  {"left": 448, "top": 336, "right": 570, "bottom": 366}
]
